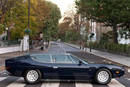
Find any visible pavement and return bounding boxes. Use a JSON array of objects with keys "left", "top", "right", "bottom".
[
  {"left": 0, "top": 41, "right": 130, "bottom": 87},
  {"left": 65, "top": 43, "right": 130, "bottom": 68}
]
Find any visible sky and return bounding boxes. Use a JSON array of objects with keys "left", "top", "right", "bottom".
[{"left": 47, "top": 0, "right": 76, "bottom": 16}]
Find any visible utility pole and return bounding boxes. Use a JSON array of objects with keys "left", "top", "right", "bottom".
[
  {"left": 90, "top": 19, "right": 93, "bottom": 52},
  {"left": 28, "top": 0, "right": 30, "bottom": 29},
  {"left": 27, "top": 0, "right": 30, "bottom": 52}
]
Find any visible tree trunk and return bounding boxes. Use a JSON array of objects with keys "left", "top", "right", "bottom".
[
  {"left": 0, "top": 14, "right": 5, "bottom": 24},
  {"left": 7, "top": 29, "right": 11, "bottom": 40},
  {"left": 113, "top": 25, "right": 118, "bottom": 44}
]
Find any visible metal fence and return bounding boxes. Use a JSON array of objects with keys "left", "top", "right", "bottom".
[{"left": 0, "top": 40, "right": 21, "bottom": 47}]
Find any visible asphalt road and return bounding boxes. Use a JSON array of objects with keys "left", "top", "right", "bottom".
[{"left": 0, "top": 41, "right": 130, "bottom": 87}]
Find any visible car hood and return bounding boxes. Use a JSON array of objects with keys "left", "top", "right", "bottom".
[{"left": 87, "top": 63, "right": 124, "bottom": 70}]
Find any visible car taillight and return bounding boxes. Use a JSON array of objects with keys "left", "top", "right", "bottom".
[{"left": 6, "top": 66, "right": 11, "bottom": 70}]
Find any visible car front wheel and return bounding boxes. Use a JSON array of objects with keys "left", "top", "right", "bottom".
[
  {"left": 95, "top": 69, "right": 112, "bottom": 85},
  {"left": 24, "top": 70, "right": 41, "bottom": 84}
]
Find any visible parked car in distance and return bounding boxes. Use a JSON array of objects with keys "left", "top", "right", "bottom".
[{"left": 5, "top": 54, "right": 125, "bottom": 84}]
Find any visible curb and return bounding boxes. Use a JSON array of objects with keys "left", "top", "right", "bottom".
[{"left": 64, "top": 42, "right": 80, "bottom": 50}]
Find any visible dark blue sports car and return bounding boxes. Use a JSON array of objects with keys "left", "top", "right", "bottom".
[{"left": 5, "top": 54, "right": 125, "bottom": 84}]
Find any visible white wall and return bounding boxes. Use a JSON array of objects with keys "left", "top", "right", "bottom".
[
  {"left": 118, "top": 31, "right": 130, "bottom": 44},
  {"left": 118, "top": 37, "right": 130, "bottom": 44}
]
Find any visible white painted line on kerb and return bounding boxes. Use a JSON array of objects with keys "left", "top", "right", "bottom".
[
  {"left": 0, "top": 77, "right": 7, "bottom": 81},
  {"left": 76, "top": 83, "right": 93, "bottom": 87},
  {"left": 7, "top": 78, "right": 25, "bottom": 87},
  {"left": 108, "top": 79, "right": 125, "bottom": 87},
  {"left": 41, "top": 82, "right": 60, "bottom": 87},
  {"left": 61, "top": 43, "right": 66, "bottom": 53}
]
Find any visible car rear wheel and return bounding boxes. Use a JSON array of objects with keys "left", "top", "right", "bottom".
[
  {"left": 95, "top": 69, "right": 112, "bottom": 85},
  {"left": 24, "top": 70, "right": 41, "bottom": 84}
]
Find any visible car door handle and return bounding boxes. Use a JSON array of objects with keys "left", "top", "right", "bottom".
[{"left": 53, "top": 66, "right": 58, "bottom": 69}]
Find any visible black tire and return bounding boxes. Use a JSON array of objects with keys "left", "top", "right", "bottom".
[
  {"left": 95, "top": 68, "right": 112, "bottom": 85},
  {"left": 24, "top": 70, "right": 41, "bottom": 84}
]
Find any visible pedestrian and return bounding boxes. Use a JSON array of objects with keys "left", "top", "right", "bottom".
[
  {"left": 79, "top": 40, "right": 82, "bottom": 49},
  {"left": 82, "top": 41, "right": 85, "bottom": 50}
]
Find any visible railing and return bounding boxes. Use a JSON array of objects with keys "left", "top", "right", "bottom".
[{"left": 0, "top": 40, "right": 20, "bottom": 47}]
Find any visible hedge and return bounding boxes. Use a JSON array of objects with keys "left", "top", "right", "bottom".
[{"left": 89, "top": 42, "right": 130, "bottom": 56}]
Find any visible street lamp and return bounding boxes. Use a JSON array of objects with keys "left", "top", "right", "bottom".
[
  {"left": 25, "top": 0, "right": 30, "bottom": 34},
  {"left": 24, "top": 0, "right": 30, "bottom": 52}
]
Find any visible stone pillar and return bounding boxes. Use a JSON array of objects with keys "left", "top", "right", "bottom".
[{"left": 23, "top": 35, "right": 29, "bottom": 51}]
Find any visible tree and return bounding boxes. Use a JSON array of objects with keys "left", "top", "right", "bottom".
[
  {"left": 0, "top": 0, "right": 61, "bottom": 40},
  {"left": 4, "top": 0, "right": 39, "bottom": 40},
  {"left": 0, "top": 0, "right": 16, "bottom": 34},
  {"left": 0, "top": 0, "right": 9, "bottom": 23},
  {"left": 76, "top": 0, "right": 130, "bottom": 44},
  {"left": 58, "top": 17, "right": 72, "bottom": 40},
  {"left": 3, "top": 0, "right": 26, "bottom": 40},
  {"left": 43, "top": 1, "right": 61, "bottom": 40}
]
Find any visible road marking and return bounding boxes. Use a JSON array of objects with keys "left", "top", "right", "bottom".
[
  {"left": 61, "top": 43, "right": 66, "bottom": 53},
  {"left": 0, "top": 77, "right": 7, "bottom": 81},
  {"left": 6, "top": 78, "right": 25, "bottom": 87},
  {"left": 108, "top": 79, "right": 125, "bottom": 87},
  {"left": 41, "top": 82, "right": 60, "bottom": 87},
  {"left": 76, "top": 82, "right": 93, "bottom": 87},
  {"left": 128, "top": 69, "right": 130, "bottom": 73}
]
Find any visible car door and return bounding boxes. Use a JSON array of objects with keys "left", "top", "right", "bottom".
[
  {"left": 30, "top": 55, "right": 55, "bottom": 79},
  {"left": 51, "top": 55, "right": 90, "bottom": 80}
]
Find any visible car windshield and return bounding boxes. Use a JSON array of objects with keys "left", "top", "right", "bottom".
[
  {"left": 69, "top": 55, "right": 88, "bottom": 64},
  {"left": 52, "top": 55, "right": 73, "bottom": 64}
]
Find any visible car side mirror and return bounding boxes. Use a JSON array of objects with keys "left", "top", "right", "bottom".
[{"left": 78, "top": 61, "right": 82, "bottom": 66}]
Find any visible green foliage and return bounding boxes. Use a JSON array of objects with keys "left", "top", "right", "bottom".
[
  {"left": 90, "top": 42, "right": 130, "bottom": 56},
  {"left": 76, "top": 0, "right": 130, "bottom": 44},
  {"left": 100, "top": 31, "right": 113, "bottom": 43},
  {"left": 0, "top": 24, "right": 5, "bottom": 34},
  {"left": 43, "top": 1, "right": 61, "bottom": 40},
  {"left": 5, "top": 0, "right": 28, "bottom": 40},
  {"left": 65, "top": 29, "right": 81, "bottom": 42},
  {"left": 0, "top": 0, "right": 61, "bottom": 40}
]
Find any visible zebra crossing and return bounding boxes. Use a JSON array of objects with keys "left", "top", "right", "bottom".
[{"left": 0, "top": 76, "right": 128, "bottom": 87}]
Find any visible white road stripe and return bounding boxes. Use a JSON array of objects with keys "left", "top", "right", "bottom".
[
  {"left": 0, "top": 77, "right": 7, "bottom": 81},
  {"left": 7, "top": 78, "right": 25, "bottom": 87},
  {"left": 76, "top": 82, "right": 93, "bottom": 87},
  {"left": 41, "top": 82, "right": 60, "bottom": 87},
  {"left": 108, "top": 79, "right": 125, "bottom": 87},
  {"left": 128, "top": 69, "right": 130, "bottom": 73}
]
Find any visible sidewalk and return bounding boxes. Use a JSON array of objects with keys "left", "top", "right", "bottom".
[{"left": 66, "top": 43, "right": 130, "bottom": 67}]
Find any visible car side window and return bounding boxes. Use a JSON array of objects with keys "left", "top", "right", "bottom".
[
  {"left": 52, "top": 55, "right": 73, "bottom": 64},
  {"left": 31, "top": 55, "right": 51, "bottom": 63}
]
